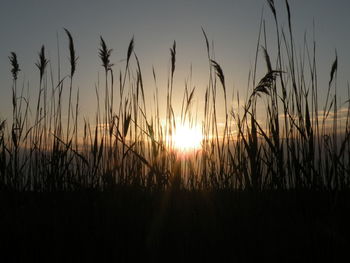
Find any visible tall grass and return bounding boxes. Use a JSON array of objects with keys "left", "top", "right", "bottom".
[{"left": 1, "top": 0, "right": 350, "bottom": 192}]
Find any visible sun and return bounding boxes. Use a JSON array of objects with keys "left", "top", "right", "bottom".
[{"left": 171, "top": 122, "right": 203, "bottom": 152}]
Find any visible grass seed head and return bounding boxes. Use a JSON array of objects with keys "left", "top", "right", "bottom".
[{"left": 9, "top": 52, "right": 20, "bottom": 80}]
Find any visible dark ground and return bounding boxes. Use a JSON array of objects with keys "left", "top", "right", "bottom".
[{"left": 0, "top": 188, "right": 349, "bottom": 262}]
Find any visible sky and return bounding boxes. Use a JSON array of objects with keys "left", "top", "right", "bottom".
[{"left": 1, "top": 0, "right": 350, "bottom": 126}]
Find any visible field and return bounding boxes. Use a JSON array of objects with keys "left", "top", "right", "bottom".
[
  {"left": 1, "top": 1, "right": 350, "bottom": 261},
  {"left": 1, "top": 190, "right": 350, "bottom": 261}
]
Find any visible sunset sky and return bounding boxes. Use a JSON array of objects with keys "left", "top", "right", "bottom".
[{"left": 1, "top": 0, "right": 350, "bottom": 125}]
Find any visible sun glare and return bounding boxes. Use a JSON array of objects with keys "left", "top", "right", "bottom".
[{"left": 171, "top": 123, "right": 203, "bottom": 152}]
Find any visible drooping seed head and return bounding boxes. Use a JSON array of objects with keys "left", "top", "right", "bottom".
[
  {"left": 127, "top": 36, "right": 134, "bottom": 66},
  {"left": 329, "top": 51, "right": 338, "bottom": 86},
  {"left": 35, "top": 45, "right": 49, "bottom": 82},
  {"left": 99, "top": 36, "right": 113, "bottom": 72},
  {"left": 170, "top": 41, "right": 176, "bottom": 78},
  {"left": 64, "top": 28, "right": 78, "bottom": 77},
  {"left": 9, "top": 52, "right": 20, "bottom": 80},
  {"left": 211, "top": 59, "right": 226, "bottom": 93}
]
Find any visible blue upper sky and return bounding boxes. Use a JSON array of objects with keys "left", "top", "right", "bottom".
[{"left": 1, "top": 0, "right": 350, "bottom": 122}]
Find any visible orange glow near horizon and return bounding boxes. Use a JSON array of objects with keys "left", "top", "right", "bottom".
[{"left": 170, "top": 122, "right": 203, "bottom": 153}]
